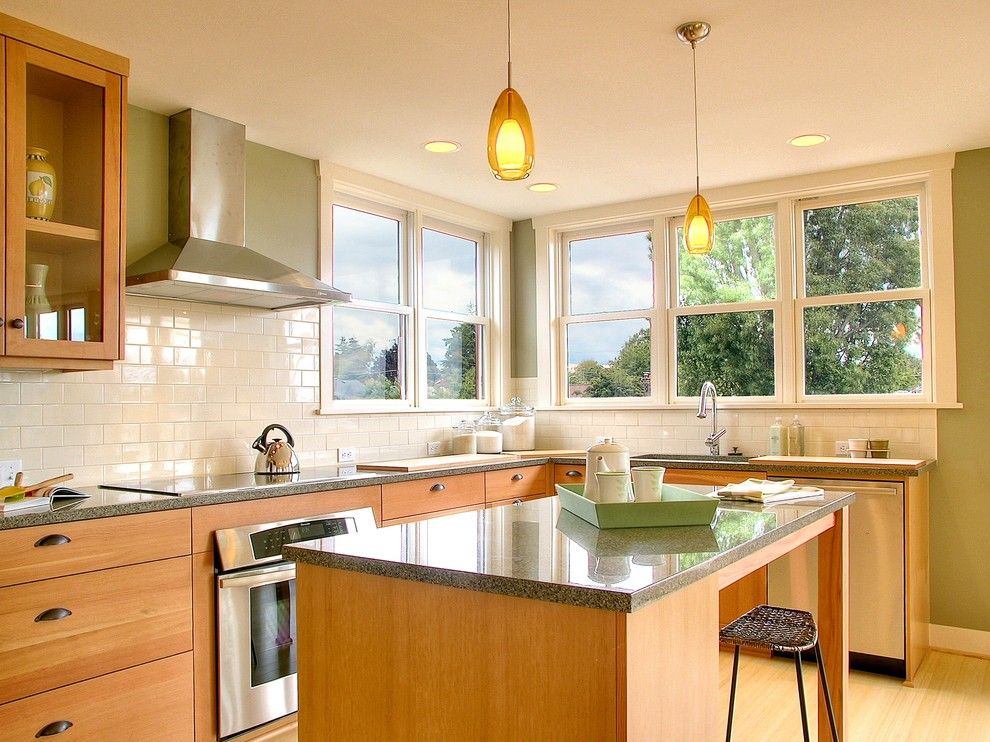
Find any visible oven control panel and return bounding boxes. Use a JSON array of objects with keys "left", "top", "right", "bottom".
[{"left": 250, "top": 516, "right": 356, "bottom": 559}]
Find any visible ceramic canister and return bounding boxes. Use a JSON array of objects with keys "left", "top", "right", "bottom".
[
  {"left": 584, "top": 437, "right": 629, "bottom": 501},
  {"left": 26, "top": 147, "right": 56, "bottom": 220}
]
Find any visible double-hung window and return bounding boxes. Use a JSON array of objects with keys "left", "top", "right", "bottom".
[{"left": 325, "top": 195, "right": 496, "bottom": 410}]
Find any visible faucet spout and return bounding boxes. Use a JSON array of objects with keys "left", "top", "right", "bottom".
[{"left": 697, "top": 381, "right": 727, "bottom": 455}]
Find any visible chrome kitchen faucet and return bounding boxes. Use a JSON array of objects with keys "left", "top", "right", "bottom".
[{"left": 697, "top": 380, "right": 727, "bottom": 455}]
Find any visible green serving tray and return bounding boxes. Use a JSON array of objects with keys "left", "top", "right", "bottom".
[{"left": 555, "top": 483, "right": 718, "bottom": 529}]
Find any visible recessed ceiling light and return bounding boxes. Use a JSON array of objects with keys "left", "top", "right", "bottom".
[
  {"left": 528, "top": 182, "right": 558, "bottom": 192},
  {"left": 788, "top": 134, "right": 830, "bottom": 147},
  {"left": 423, "top": 140, "right": 461, "bottom": 153}
]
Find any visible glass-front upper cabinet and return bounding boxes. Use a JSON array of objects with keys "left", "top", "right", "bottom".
[{"left": 2, "top": 37, "right": 124, "bottom": 365}]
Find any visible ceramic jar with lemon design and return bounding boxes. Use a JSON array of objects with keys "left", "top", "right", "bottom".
[{"left": 26, "top": 147, "right": 56, "bottom": 220}]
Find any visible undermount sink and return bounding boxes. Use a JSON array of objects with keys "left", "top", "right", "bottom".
[{"left": 631, "top": 453, "right": 750, "bottom": 465}]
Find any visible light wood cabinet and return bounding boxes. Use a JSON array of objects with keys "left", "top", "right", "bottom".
[
  {"left": 0, "top": 555, "right": 192, "bottom": 703},
  {"left": 0, "top": 652, "right": 194, "bottom": 742},
  {"left": 0, "top": 13, "right": 127, "bottom": 369},
  {"left": 0, "top": 508, "right": 190, "bottom": 588},
  {"left": 553, "top": 463, "right": 586, "bottom": 484},
  {"left": 484, "top": 464, "right": 546, "bottom": 503},
  {"left": 382, "top": 472, "right": 485, "bottom": 521}
]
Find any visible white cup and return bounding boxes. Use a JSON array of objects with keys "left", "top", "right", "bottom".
[
  {"left": 631, "top": 466, "right": 666, "bottom": 501},
  {"left": 595, "top": 471, "right": 632, "bottom": 503}
]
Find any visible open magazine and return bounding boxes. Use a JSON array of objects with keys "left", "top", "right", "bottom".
[
  {"left": 0, "top": 487, "right": 90, "bottom": 512},
  {"left": 715, "top": 478, "right": 825, "bottom": 505}
]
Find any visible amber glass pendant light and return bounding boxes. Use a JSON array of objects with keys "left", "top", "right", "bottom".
[
  {"left": 488, "top": 0, "right": 534, "bottom": 180},
  {"left": 677, "top": 21, "right": 714, "bottom": 255}
]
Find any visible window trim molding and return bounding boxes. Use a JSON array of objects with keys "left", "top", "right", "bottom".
[
  {"left": 317, "top": 162, "right": 512, "bottom": 414},
  {"left": 532, "top": 153, "right": 958, "bottom": 408}
]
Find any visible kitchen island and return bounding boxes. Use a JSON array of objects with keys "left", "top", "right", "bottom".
[{"left": 286, "top": 489, "right": 854, "bottom": 741}]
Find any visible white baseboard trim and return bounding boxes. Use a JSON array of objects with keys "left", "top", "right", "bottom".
[{"left": 929, "top": 624, "right": 990, "bottom": 659}]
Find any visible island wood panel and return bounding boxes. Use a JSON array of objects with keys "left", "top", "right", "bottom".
[
  {"left": 296, "top": 563, "right": 620, "bottom": 741},
  {"left": 618, "top": 575, "right": 720, "bottom": 741},
  {"left": 0, "top": 508, "right": 191, "bottom": 587},
  {"left": 817, "top": 506, "right": 849, "bottom": 741},
  {"left": 0, "top": 652, "right": 192, "bottom": 741},
  {"left": 906, "top": 471, "right": 930, "bottom": 683},
  {"left": 190, "top": 485, "right": 381, "bottom": 553},
  {"left": 0, "top": 555, "right": 192, "bottom": 703},
  {"left": 484, "top": 464, "right": 546, "bottom": 502},
  {"left": 381, "top": 472, "right": 485, "bottom": 521}
]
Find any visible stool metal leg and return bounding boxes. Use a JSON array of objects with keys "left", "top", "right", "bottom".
[
  {"left": 814, "top": 642, "right": 839, "bottom": 742},
  {"left": 794, "top": 652, "right": 811, "bottom": 742},
  {"left": 725, "top": 645, "right": 740, "bottom": 742}
]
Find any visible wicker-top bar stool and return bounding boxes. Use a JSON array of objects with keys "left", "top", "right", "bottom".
[{"left": 719, "top": 604, "right": 839, "bottom": 742}]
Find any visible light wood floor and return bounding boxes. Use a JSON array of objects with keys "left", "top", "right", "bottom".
[
  {"left": 272, "top": 650, "right": 988, "bottom": 741},
  {"left": 718, "top": 650, "right": 990, "bottom": 741}
]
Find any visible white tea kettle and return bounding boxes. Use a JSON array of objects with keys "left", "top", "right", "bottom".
[
  {"left": 584, "top": 437, "right": 630, "bottom": 501},
  {"left": 252, "top": 424, "right": 300, "bottom": 475}
]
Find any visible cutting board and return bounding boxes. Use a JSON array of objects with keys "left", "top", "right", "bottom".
[
  {"left": 358, "top": 454, "right": 520, "bottom": 472},
  {"left": 751, "top": 455, "right": 929, "bottom": 469}
]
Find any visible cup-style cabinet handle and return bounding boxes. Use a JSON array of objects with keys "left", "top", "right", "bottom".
[
  {"left": 9, "top": 317, "right": 25, "bottom": 330},
  {"left": 35, "top": 534, "right": 72, "bottom": 547},
  {"left": 35, "top": 607, "right": 72, "bottom": 622},
  {"left": 511, "top": 473, "right": 524, "bottom": 481},
  {"left": 512, "top": 499, "right": 523, "bottom": 505},
  {"left": 36, "top": 720, "right": 73, "bottom": 737},
  {"left": 565, "top": 470, "right": 582, "bottom": 477},
  {"left": 429, "top": 483, "right": 446, "bottom": 492}
]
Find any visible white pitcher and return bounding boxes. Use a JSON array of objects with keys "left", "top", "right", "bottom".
[{"left": 584, "top": 437, "right": 630, "bottom": 501}]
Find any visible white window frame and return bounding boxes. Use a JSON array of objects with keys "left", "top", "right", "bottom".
[
  {"left": 318, "top": 162, "right": 511, "bottom": 413},
  {"left": 556, "top": 220, "right": 659, "bottom": 407},
  {"left": 533, "top": 154, "right": 958, "bottom": 409},
  {"left": 794, "top": 184, "right": 932, "bottom": 403}
]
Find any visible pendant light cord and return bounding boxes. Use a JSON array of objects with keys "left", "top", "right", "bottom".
[
  {"left": 507, "top": 0, "right": 512, "bottom": 88},
  {"left": 692, "top": 41, "right": 700, "bottom": 196}
]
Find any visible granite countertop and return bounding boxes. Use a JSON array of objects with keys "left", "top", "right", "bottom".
[
  {"left": 0, "top": 451, "right": 926, "bottom": 531},
  {"left": 285, "top": 489, "right": 855, "bottom": 613}
]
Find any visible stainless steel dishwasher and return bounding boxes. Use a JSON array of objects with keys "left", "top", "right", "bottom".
[{"left": 766, "top": 476, "right": 905, "bottom": 676}]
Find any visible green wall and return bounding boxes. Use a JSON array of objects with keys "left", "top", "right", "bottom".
[
  {"left": 931, "top": 147, "right": 990, "bottom": 632},
  {"left": 511, "top": 219, "right": 537, "bottom": 377},
  {"left": 125, "top": 105, "right": 319, "bottom": 274}
]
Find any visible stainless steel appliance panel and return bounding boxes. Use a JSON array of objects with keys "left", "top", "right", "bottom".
[{"left": 767, "top": 477, "right": 905, "bottom": 666}]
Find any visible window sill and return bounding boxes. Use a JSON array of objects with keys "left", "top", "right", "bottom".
[{"left": 537, "top": 401, "right": 962, "bottom": 411}]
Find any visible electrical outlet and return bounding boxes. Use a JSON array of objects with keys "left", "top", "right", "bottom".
[
  {"left": 0, "top": 460, "right": 21, "bottom": 487},
  {"left": 338, "top": 447, "right": 356, "bottom": 463},
  {"left": 594, "top": 436, "right": 607, "bottom": 444},
  {"left": 427, "top": 441, "right": 441, "bottom": 456},
  {"left": 834, "top": 440, "right": 849, "bottom": 456}
]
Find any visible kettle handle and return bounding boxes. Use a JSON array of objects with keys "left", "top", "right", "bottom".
[{"left": 251, "top": 424, "right": 295, "bottom": 452}]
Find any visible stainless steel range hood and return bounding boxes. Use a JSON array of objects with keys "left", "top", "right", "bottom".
[{"left": 126, "top": 109, "right": 351, "bottom": 310}]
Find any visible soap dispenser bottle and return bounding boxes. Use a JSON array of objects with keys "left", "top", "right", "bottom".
[
  {"left": 769, "top": 417, "right": 786, "bottom": 456},
  {"left": 787, "top": 415, "right": 805, "bottom": 456}
]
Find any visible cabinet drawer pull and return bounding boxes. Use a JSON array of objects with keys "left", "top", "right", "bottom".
[
  {"left": 9, "top": 317, "right": 25, "bottom": 330},
  {"left": 34, "top": 534, "right": 72, "bottom": 547},
  {"left": 512, "top": 498, "right": 523, "bottom": 505},
  {"left": 36, "top": 720, "right": 73, "bottom": 737},
  {"left": 565, "top": 470, "right": 582, "bottom": 477},
  {"left": 35, "top": 607, "right": 72, "bottom": 622},
  {"left": 429, "top": 483, "right": 446, "bottom": 492},
  {"left": 511, "top": 473, "right": 524, "bottom": 481}
]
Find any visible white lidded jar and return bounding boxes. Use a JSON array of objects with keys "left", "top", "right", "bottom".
[
  {"left": 475, "top": 411, "right": 503, "bottom": 454},
  {"left": 583, "top": 437, "right": 630, "bottom": 502},
  {"left": 499, "top": 397, "right": 535, "bottom": 451},
  {"left": 451, "top": 420, "right": 477, "bottom": 455}
]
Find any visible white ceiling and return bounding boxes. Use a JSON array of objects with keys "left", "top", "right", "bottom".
[{"left": 6, "top": 1, "right": 990, "bottom": 220}]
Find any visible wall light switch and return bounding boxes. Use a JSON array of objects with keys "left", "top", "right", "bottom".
[
  {"left": 0, "top": 460, "right": 22, "bottom": 487},
  {"left": 834, "top": 440, "right": 850, "bottom": 456},
  {"left": 427, "top": 441, "right": 441, "bottom": 456},
  {"left": 338, "top": 447, "right": 356, "bottom": 463}
]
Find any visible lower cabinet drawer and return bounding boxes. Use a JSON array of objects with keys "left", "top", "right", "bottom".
[
  {"left": 382, "top": 473, "right": 485, "bottom": 520},
  {"left": 485, "top": 465, "right": 546, "bottom": 502},
  {"left": 0, "top": 652, "right": 194, "bottom": 741},
  {"left": 554, "top": 464, "right": 586, "bottom": 484},
  {"left": 0, "top": 555, "right": 193, "bottom": 703}
]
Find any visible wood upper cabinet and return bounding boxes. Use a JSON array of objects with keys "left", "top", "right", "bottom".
[{"left": 0, "top": 16, "right": 127, "bottom": 369}]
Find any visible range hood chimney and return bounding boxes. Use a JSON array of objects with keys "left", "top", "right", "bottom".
[{"left": 126, "top": 109, "right": 351, "bottom": 310}]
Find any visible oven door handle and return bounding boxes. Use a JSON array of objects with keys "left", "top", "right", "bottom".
[{"left": 218, "top": 561, "right": 296, "bottom": 589}]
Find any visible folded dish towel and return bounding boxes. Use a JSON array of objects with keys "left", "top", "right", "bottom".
[{"left": 716, "top": 478, "right": 825, "bottom": 504}]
